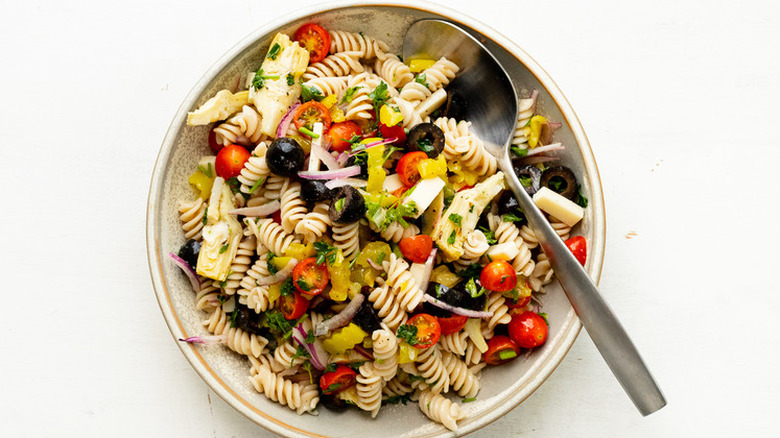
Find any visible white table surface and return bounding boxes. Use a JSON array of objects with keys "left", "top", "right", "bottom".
[{"left": 2, "top": 0, "right": 779, "bottom": 436}]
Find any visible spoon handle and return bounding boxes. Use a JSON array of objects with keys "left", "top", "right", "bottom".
[{"left": 499, "top": 154, "right": 666, "bottom": 416}]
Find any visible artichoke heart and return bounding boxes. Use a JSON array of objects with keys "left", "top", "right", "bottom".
[
  {"left": 432, "top": 172, "right": 506, "bottom": 261},
  {"left": 187, "top": 90, "right": 249, "bottom": 126},
  {"left": 249, "top": 33, "right": 310, "bottom": 136},
  {"left": 196, "top": 182, "right": 241, "bottom": 281}
]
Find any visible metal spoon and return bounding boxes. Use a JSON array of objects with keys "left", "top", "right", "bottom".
[{"left": 403, "top": 19, "right": 666, "bottom": 416}]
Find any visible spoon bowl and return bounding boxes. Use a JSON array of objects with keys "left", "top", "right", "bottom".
[{"left": 403, "top": 19, "right": 667, "bottom": 416}]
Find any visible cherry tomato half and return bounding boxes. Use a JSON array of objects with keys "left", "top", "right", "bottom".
[
  {"left": 378, "top": 123, "right": 407, "bottom": 145},
  {"left": 506, "top": 295, "right": 531, "bottom": 310},
  {"left": 508, "top": 311, "right": 548, "bottom": 349},
  {"left": 319, "top": 365, "right": 357, "bottom": 395},
  {"left": 480, "top": 260, "right": 518, "bottom": 292},
  {"left": 398, "top": 235, "right": 433, "bottom": 264},
  {"left": 208, "top": 128, "right": 222, "bottom": 154},
  {"left": 406, "top": 314, "right": 442, "bottom": 349},
  {"left": 292, "top": 257, "right": 330, "bottom": 296},
  {"left": 484, "top": 335, "right": 521, "bottom": 365},
  {"left": 279, "top": 290, "right": 310, "bottom": 320},
  {"left": 565, "top": 235, "right": 587, "bottom": 266},
  {"left": 294, "top": 23, "right": 331, "bottom": 63},
  {"left": 437, "top": 314, "right": 468, "bottom": 336},
  {"left": 396, "top": 151, "right": 428, "bottom": 187},
  {"left": 293, "top": 101, "right": 332, "bottom": 137},
  {"left": 215, "top": 144, "right": 250, "bottom": 179},
  {"left": 327, "top": 121, "right": 362, "bottom": 153}
]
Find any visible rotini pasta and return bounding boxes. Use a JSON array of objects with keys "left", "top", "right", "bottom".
[
  {"left": 418, "top": 390, "right": 466, "bottom": 431},
  {"left": 383, "top": 253, "right": 423, "bottom": 312},
  {"left": 213, "top": 105, "right": 266, "bottom": 146},
  {"left": 178, "top": 198, "right": 206, "bottom": 241},
  {"left": 250, "top": 364, "right": 319, "bottom": 415},
  {"left": 329, "top": 30, "right": 389, "bottom": 61},
  {"left": 203, "top": 308, "right": 268, "bottom": 358}
]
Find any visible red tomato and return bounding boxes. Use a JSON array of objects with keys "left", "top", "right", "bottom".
[
  {"left": 293, "top": 101, "right": 332, "bottom": 137},
  {"left": 327, "top": 121, "right": 362, "bottom": 153},
  {"left": 398, "top": 235, "right": 433, "bottom": 264},
  {"left": 506, "top": 295, "right": 531, "bottom": 309},
  {"left": 437, "top": 314, "right": 468, "bottom": 336},
  {"left": 319, "top": 365, "right": 357, "bottom": 395},
  {"left": 508, "top": 311, "right": 548, "bottom": 349},
  {"left": 208, "top": 128, "right": 222, "bottom": 154},
  {"left": 457, "top": 184, "right": 474, "bottom": 192},
  {"left": 484, "top": 335, "right": 520, "bottom": 365},
  {"left": 292, "top": 257, "right": 330, "bottom": 296},
  {"left": 391, "top": 186, "right": 408, "bottom": 198},
  {"left": 480, "top": 261, "right": 517, "bottom": 292},
  {"left": 294, "top": 23, "right": 331, "bottom": 63},
  {"left": 406, "top": 314, "right": 441, "bottom": 349},
  {"left": 378, "top": 123, "right": 407, "bottom": 144},
  {"left": 396, "top": 151, "right": 428, "bottom": 187},
  {"left": 565, "top": 235, "right": 587, "bottom": 266},
  {"left": 215, "top": 144, "right": 250, "bottom": 179},
  {"left": 279, "top": 290, "right": 309, "bottom": 320}
]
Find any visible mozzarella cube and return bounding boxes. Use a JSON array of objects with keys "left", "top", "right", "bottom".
[
  {"left": 532, "top": 187, "right": 584, "bottom": 226},
  {"left": 485, "top": 242, "right": 520, "bottom": 261}
]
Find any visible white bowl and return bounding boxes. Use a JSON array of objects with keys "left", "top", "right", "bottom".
[{"left": 146, "top": 1, "right": 606, "bottom": 436}]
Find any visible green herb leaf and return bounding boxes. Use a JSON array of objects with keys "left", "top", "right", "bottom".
[
  {"left": 478, "top": 226, "right": 497, "bottom": 245},
  {"left": 340, "top": 86, "right": 360, "bottom": 104},
  {"left": 301, "top": 85, "right": 324, "bottom": 102},
  {"left": 447, "top": 230, "right": 457, "bottom": 245},
  {"left": 251, "top": 68, "right": 267, "bottom": 90},
  {"left": 305, "top": 329, "right": 315, "bottom": 344},
  {"left": 368, "top": 81, "right": 390, "bottom": 114},
  {"left": 396, "top": 324, "right": 419, "bottom": 346},
  {"left": 266, "top": 43, "right": 281, "bottom": 60},
  {"left": 448, "top": 213, "right": 463, "bottom": 226},
  {"left": 313, "top": 241, "right": 338, "bottom": 265},
  {"left": 248, "top": 177, "right": 265, "bottom": 194},
  {"left": 511, "top": 145, "right": 528, "bottom": 157},
  {"left": 264, "top": 310, "right": 301, "bottom": 339},
  {"left": 416, "top": 137, "right": 434, "bottom": 154},
  {"left": 280, "top": 278, "right": 294, "bottom": 297},
  {"left": 459, "top": 263, "right": 482, "bottom": 280},
  {"left": 296, "top": 278, "right": 311, "bottom": 292},
  {"left": 538, "top": 312, "right": 549, "bottom": 325},
  {"left": 518, "top": 175, "right": 532, "bottom": 187},
  {"left": 383, "top": 394, "right": 412, "bottom": 406},
  {"left": 325, "top": 363, "right": 338, "bottom": 373},
  {"left": 414, "top": 73, "right": 429, "bottom": 88},
  {"left": 286, "top": 73, "right": 295, "bottom": 86},
  {"left": 575, "top": 184, "right": 589, "bottom": 208},
  {"left": 228, "top": 306, "right": 240, "bottom": 328},
  {"left": 197, "top": 163, "right": 213, "bottom": 178},
  {"left": 548, "top": 175, "right": 566, "bottom": 193},
  {"left": 266, "top": 252, "right": 278, "bottom": 275},
  {"left": 202, "top": 207, "right": 208, "bottom": 226},
  {"left": 290, "top": 344, "right": 311, "bottom": 367},
  {"left": 502, "top": 212, "right": 526, "bottom": 223}
]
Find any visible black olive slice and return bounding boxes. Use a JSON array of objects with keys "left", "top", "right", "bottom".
[
  {"left": 301, "top": 180, "right": 333, "bottom": 204},
  {"left": 425, "top": 282, "right": 486, "bottom": 312},
  {"left": 234, "top": 304, "right": 265, "bottom": 336},
  {"left": 328, "top": 185, "right": 365, "bottom": 224},
  {"left": 511, "top": 161, "right": 542, "bottom": 195},
  {"left": 352, "top": 297, "right": 381, "bottom": 333},
  {"left": 496, "top": 190, "right": 521, "bottom": 216},
  {"left": 267, "top": 137, "right": 305, "bottom": 177},
  {"left": 540, "top": 166, "right": 578, "bottom": 199},
  {"left": 178, "top": 239, "right": 201, "bottom": 270},
  {"left": 407, "top": 123, "right": 445, "bottom": 158}
]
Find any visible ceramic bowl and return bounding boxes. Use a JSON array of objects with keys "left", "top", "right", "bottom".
[{"left": 146, "top": 1, "right": 606, "bottom": 436}]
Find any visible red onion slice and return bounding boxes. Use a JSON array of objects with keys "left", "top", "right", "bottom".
[
  {"left": 347, "top": 138, "right": 397, "bottom": 157},
  {"left": 228, "top": 200, "right": 281, "bottom": 217},
  {"left": 276, "top": 103, "right": 300, "bottom": 138},
  {"left": 521, "top": 155, "right": 561, "bottom": 165},
  {"left": 314, "top": 293, "right": 365, "bottom": 337},
  {"left": 292, "top": 324, "right": 330, "bottom": 370},
  {"left": 255, "top": 258, "right": 299, "bottom": 285},
  {"left": 309, "top": 144, "right": 340, "bottom": 170},
  {"left": 298, "top": 165, "right": 360, "bottom": 180},
  {"left": 179, "top": 335, "right": 226, "bottom": 345},
  {"left": 352, "top": 344, "right": 374, "bottom": 361},
  {"left": 324, "top": 178, "right": 367, "bottom": 190},
  {"left": 526, "top": 142, "right": 564, "bottom": 157},
  {"left": 336, "top": 152, "right": 349, "bottom": 167},
  {"left": 168, "top": 253, "right": 200, "bottom": 293},
  {"left": 366, "top": 258, "right": 383, "bottom": 271},
  {"left": 422, "top": 294, "right": 494, "bottom": 318}
]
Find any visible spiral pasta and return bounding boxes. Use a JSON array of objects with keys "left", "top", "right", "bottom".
[
  {"left": 512, "top": 90, "right": 538, "bottom": 148},
  {"left": 414, "top": 344, "right": 449, "bottom": 395},
  {"left": 303, "top": 51, "right": 363, "bottom": 81},
  {"left": 463, "top": 338, "right": 483, "bottom": 367},
  {"left": 244, "top": 217, "right": 299, "bottom": 256},
  {"left": 343, "top": 83, "right": 373, "bottom": 122},
  {"left": 439, "top": 330, "right": 468, "bottom": 356},
  {"left": 382, "top": 374, "right": 414, "bottom": 400},
  {"left": 213, "top": 105, "right": 266, "bottom": 146},
  {"left": 418, "top": 390, "right": 466, "bottom": 431},
  {"left": 488, "top": 213, "right": 535, "bottom": 277},
  {"left": 250, "top": 364, "right": 319, "bottom": 415},
  {"left": 213, "top": 234, "right": 256, "bottom": 295},
  {"left": 483, "top": 289, "right": 511, "bottom": 333},
  {"left": 433, "top": 117, "right": 473, "bottom": 162},
  {"left": 383, "top": 253, "right": 423, "bottom": 312},
  {"left": 355, "top": 362, "right": 384, "bottom": 418},
  {"left": 373, "top": 54, "right": 413, "bottom": 87},
  {"left": 529, "top": 252, "right": 555, "bottom": 292},
  {"left": 279, "top": 180, "right": 307, "bottom": 234},
  {"left": 371, "top": 326, "right": 398, "bottom": 381},
  {"left": 367, "top": 278, "right": 408, "bottom": 332},
  {"left": 238, "top": 143, "right": 270, "bottom": 195},
  {"left": 178, "top": 198, "right": 206, "bottom": 241},
  {"left": 274, "top": 338, "right": 307, "bottom": 368},
  {"left": 294, "top": 202, "right": 331, "bottom": 243},
  {"left": 332, "top": 221, "right": 360, "bottom": 261},
  {"left": 455, "top": 230, "right": 489, "bottom": 269},
  {"left": 519, "top": 215, "right": 571, "bottom": 248},
  {"left": 399, "top": 57, "right": 458, "bottom": 106},
  {"left": 441, "top": 350, "right": 481, "bottom": 398},
  {"left": 202, "top": 308, "right": 268, "bottom": 358},
  {"left": 195, "top": 280, "right": 220, "bottom": 312},
  {"left": 302, "top": 76, "right": 349, "bottom": 96},
  {"left": 329, "top": 30, "right": 389, "bottom": 60}
]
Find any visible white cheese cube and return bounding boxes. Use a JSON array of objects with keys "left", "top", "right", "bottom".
[
  {"left": 485, "top": 242, "right": 520, "bottom": 261},
  {"left": 383, "top": 173, "right": 404, "bottom": 193},
  {"left": 404, "top": 177, "right": 445, "bottom": 218},
  {"left": 532, "top": 186, "right": 584, "bottom": 226}
]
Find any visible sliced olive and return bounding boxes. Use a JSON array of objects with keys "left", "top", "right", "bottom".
[
  {"left": 425, "top": 282, "right": 486, "bottom": 312},
  {"left": 234, "top": 304, "right": 266, "bottom": 336},
  {"left": 328, "top": 185, "right": 365, "bottom": 224},
  {"left": 178, "top": 239, "right": 201, "bottom": 270},
  {"left": 541, "top": 165, "right": 577, "bottom": 199},
  {"left": 352, "top": 296, "right": 381, "bottom": 333},
  {"left": 496, "top": 190, "right": 521, "bottom": 216},
  {"left": 407, "top": 123, "right": 445, "bottom": 158},
  {"left": 320, "top": 394, "right": 350, "bottom": 411},
  {"left": 267, "top": 137, "right": 305, "bottom": 177},
  {"left": 301, "top": 180, "right": 333, "bottom": 204},
  {"left": 441, "top": 89, "right": 468, "bottom": 121},
  {"left": 346, "top": 154, "right": 368, "bottom": 178},
  {"left": 511, "top": 160, "right": 542, "bottom": 195}
]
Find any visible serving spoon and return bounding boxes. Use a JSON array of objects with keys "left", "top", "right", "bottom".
[{"left": 403, "top": 19, "right": 666, "bottom": 416}]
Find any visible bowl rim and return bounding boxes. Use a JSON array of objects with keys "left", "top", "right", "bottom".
[{"left": 146, "top": 1, "right": 606, "bottom": 436}]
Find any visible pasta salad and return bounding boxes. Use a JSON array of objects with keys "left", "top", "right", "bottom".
[{"left": 170, "top": 23, "right": 589, "bottom": 431}]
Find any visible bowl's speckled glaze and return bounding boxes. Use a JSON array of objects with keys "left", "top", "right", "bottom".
[{"left": 146, "top": 2, "right": 606, "bottom": 437}]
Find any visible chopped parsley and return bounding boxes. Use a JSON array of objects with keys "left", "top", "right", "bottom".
[
  {"left": 511, "top": 145, "right": 528, "bottom": 157},
  {"left": 448, "top": 213, "right": 463, "bottom": 226},
  {"left": 575, "top": 184, "right": 589, "bottom": 208},
  {"left": 383, "top": 394, "right": 412, "bottom": 406},
  {"left": 478, "top": 226, "right": 497, "bottom": 245},
  {"left": 462, "top": 397, "right": 477, "bottom": 403},
  {"left": 340, "top": 86, "right": 360, "bottom": 104},
  {"left": 464, "top": 277, "right": 486, "bottom": 298},
  {"left": 197, "top": 162, "right": 213, "bottom": 178},
  {"left": 300, "top": 85, "right": 324, "bottom": 102},
  {"left": 469, "top": 204, "right": 475, "bottom": 214},
  {"left": 538, "top": 312, "right": 549, "bottom": 325},
  {"left": 248, "top": 177, "right": 265, "bottom": 194},
  {"left": 251, "top": 68, "right": 280, "bottom": 90},
  {"left": 266, "top": 43, "right": 281, "bottom": 60},
  {"left": 447, "top": 230, "right": 457, "bottom": 245},
  {"left": 502, "top": 211, "right": 526, "bottom": 223},
  {"left": 313, "top": 241, "right": 338, "bottom": 265},
  {"left": 280, "top": 278, "right": 294, "bottom": 297},
  {"left": 202, "top": 207, "right": 208, "bottom": 226},
  {"left": 290, "top": 344, "right": 310, "bottom": 367},
  {"left": 264, "top": 310, "right": 301, "bottom": 339},
  {"left": 266, "top": 252, "right": 278, "bottom": 275},
  {"left": 296, "top": 278, "right": 311, "bottom": 292},
  {"left": 227, "top": 306, "right": 240, "bottom": 328},
  {"left": 286, "top": 73, "right": 295, "bottom": 86},
  {"left": 414, "top": 73, "right": 429, "bottom": 88},
  {"left": 304, "top": 329, "right": 315, "bottom": 344},
  {"left": 459, "top": 263, "right": 482, "bottom": 280},
  {"left": 518, "top": 175, "right": 532, "bottom": 187},
  {"left": 416, "top": 137, "right": 435, "bottom": 154},
  {"left": 396, "top": 324, "right": 419, "bottom": 346},
  {"left": 548, "top": 176, "right": 567, "bottom": 193},
  {"left": 324, "top": 363, "right": 338, "bottom": 373},
  {"left": 368, "top": 81, "right": 390, "bottom": 114}
]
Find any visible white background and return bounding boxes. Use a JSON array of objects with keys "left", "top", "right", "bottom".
[{"left": 1, "top": 0, "right": 779, "bottom": 436}]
